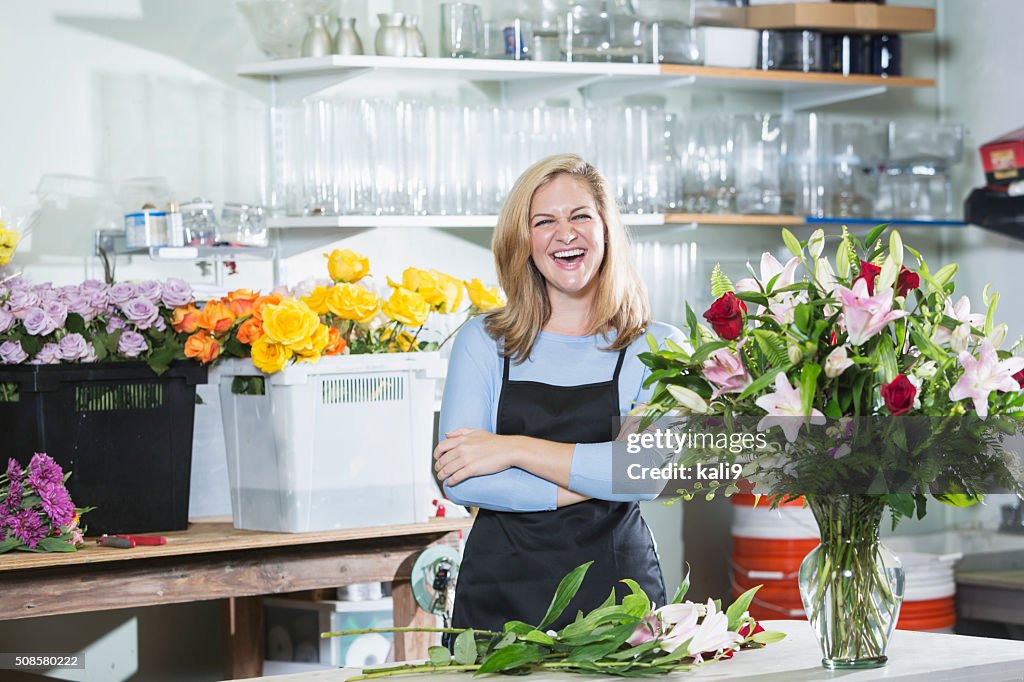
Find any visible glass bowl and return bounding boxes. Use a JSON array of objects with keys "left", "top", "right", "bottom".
[{"left": 237, "top": 0, "right": 338, "bottom": 59}]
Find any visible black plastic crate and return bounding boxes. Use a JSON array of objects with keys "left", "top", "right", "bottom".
[{"left": 0, "top": 361, "right": 207, "bottom": 536}]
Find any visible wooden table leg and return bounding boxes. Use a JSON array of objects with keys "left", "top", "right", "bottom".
[
  {"left": 392, "top": 578, "right": 436, "bottom": 661},
  {"left": 224, "top": 596, "right": 263, "bottom": 680}
]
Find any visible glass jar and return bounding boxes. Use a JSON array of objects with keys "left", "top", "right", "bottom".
[
  {"left": 220, "top": 203, "right": 268, "bottom": 247},
  {"left": 180, "top": 198, "right": 219, "bottom": 246}
]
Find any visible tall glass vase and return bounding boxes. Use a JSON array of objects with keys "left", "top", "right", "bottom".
[{"left": 798, "top": 495, "right": 905, "bottom": 670}]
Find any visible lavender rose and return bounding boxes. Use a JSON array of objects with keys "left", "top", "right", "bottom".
[
  {"left": 161, "top": 278, "right": 193, "bottom": 307},
  {"left": 106, "top": 316, "right": 126, "bottom": 333},
  {"left": 108, "top": 282, "right": 136, "bottom": 305},
  {"left": 82, "top": 342, "right": 98, "bottom": 363},
  {"left": 31, "top": 343, "right": 62, "bottom": 365},
  {"left": 80, "top": 279, "right": 106, "bottom": 291},
  {"left": 6, "top": 287, "right": 40, "bottom": 312},
  {"left": 0, "top": 307, "right": 14, "bottom": 333},
  {"left": 136, "top": 280, "right": 163, "bottom": 304},
  {"left": 58, "top": 333, "right": 89, "bottom": 361},
  {"left": 43, "top": 300, "right": 68, "bottom": 328},
  {"left": 121, "top": 297, "right": 159, "bottom": 329},
  {"left": 117, "top": 330, "right": 148, "bottom": 358},
  {"left": 0, "top": 340, "right": 28, "bottom": 364},
  {"left": 23, "top": 307, "right": 57, "bottom": 336},
  {"left": 66, "top": 292, "right": 98, "bottom": 322},
  {"left": 87, "top": 288, "right": 109, "bottom": 310}
]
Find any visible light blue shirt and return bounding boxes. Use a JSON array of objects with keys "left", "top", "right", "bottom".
[{"left": 439, "top": 316, "right": 686, "bottom": 512}]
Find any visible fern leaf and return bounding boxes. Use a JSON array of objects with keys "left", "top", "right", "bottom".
[
  {"left": 753, "top": 329, "right": 790, "bottom": 369},
  {"left": 710, "top": 263, "right": 735, "bottom": 298}
]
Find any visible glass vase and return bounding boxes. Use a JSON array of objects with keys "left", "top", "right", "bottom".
[{"left": 798, "top": 495, "right": 905, "bottom": 670}]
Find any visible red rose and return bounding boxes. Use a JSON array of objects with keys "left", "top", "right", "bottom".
[
  {"left": 703, "top": 292, "right": 747, "bottom": 341},
  {"left": 738, "top": 621, "right": 765, "bottom": 639},
  {"left": 895, "top": 267, "right": 920, "bottom": 298},
  {"left": 881, "top": 374, "right": 916, "bottom": 416},
  {"left": 855, "top": 261, "right": 881, "bottom": 295},
  {"left": 1013, "top": 369, "right": 1024, "bottom": 388}
]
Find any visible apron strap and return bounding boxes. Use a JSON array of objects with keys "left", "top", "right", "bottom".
[{"left": 612, "top": 347, "right": 628, "bottom": 382}]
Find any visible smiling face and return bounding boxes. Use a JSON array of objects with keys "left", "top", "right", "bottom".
[{"left": 528, "top": 174, "right": 606, "bottom": 301}]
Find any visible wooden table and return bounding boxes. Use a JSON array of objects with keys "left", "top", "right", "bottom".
[
  {"left": 0, "top": 518, "right": 472, "bottom": 680},
  {"left": 241, "top": 619, "right": 1024, "bottom": 682}
]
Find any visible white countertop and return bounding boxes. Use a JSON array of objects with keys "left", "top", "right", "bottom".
[{"left": 243, "top": 621, "right": 1024, "bottom": 682}]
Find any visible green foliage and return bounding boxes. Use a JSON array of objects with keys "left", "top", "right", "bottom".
[{"left": 710, "top": 263, "right": 735, "bottom": 298}]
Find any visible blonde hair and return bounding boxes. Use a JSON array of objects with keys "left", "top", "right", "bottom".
[{"left": 485, "top": 153, "right": 650, "bottom": 363}]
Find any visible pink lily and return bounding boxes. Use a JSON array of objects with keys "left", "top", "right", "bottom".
[
  {"left": 949, "top": 340, "right": 1024, "bottom": 419},
  {"left": 835, "top": 279, "right": 907, "bottom": 346},
  {"left": 736, "top": 253, "right": 805, "bottom": 325},
  {"left": 660, "top": 599, "right": 741, "bottom": 657},
  {"left": 702, "top": 346, "right": 752, "bottom": 399},
  {"left": 755, "top": 373, "right": 826, "bottom": 442},
  {"left": 933, "top": 296, "right": 985, "bottom": 346}
]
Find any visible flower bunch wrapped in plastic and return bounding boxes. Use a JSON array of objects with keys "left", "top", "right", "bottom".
[
  {"left": 0, "top": 453, "right": 89, "bottom": 553},
  {"left": 0, "top": 277, "right": 197, "bottom": 374}
]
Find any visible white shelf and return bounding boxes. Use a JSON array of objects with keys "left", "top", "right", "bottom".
[
  {"left": 237, "top": 55, "right": 935, "bottom": 108},
  {"left": 267, "top": 214, "right": 667, "bottom": 230}
]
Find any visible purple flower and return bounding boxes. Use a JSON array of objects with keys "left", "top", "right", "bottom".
[
  {"left": 36, "top": 287, "right": 60, "bottom": 304},
  {"left": 106, "top": 316, "right": 126, "bottom": 333},
  {"left": 82, "top": 343, "right": 98, "bottom": 363},
  {"left": 108, "top": 283, "right": 137, "bottom": 305},
  {"left": 6, "top": 287, "right": 40, "bottom": 312},
  {"left": 0, "top": 340, "right": 28, "bottom": 364},
  {"left": 23, "top": 307, "right": 57, "bottom": 336},
  {"left": 27, "top": 453, "right": 63, "bottom": 489},
  {"left": 43, "top": 300, "right": 68, "bottom": 328},
  {"left": 0, "top": 307, "right": 14, "bottom": 333},
  {"left": 136, "top": 280, "right": 163, "bottom": 304},
  {"left": 58, "top": 333, "right": 89, "bottom": 361},
  {"left": 31, "top": 343, "right": 62, "bottom": 365},
  {"left": 8, "top": 509, "right": 46, "bottom": 548},
  {"left": 117, "top": 330, "right": 148, "bottom": 358},
  {"left": 66, "top": 292, "right": 98, "bottom": 322},
  {"left": 80, "top": 279, "right": 106, "bottom": 291},
  {"left": 37, "top": 482, "right": 74, "bottom": 528},
  {"left": 152, "top": 316, "right": 167, "bottom": 332},
  {"left": 0, "top": 506, "right": 7, "bottom": 541},
  {"left": 121, "top": 297, "right": 159, "bottom": 329},
  {"left": 161, "top": 278, "right": 193, "bottom": 307},
  {"left": 7, "top": 458, "right": 23, "bottom": 482},
  {"left": 5, "top": 459, "right": 23, "bottom": 510},
  {"left": 87, "top": 289, "right": 109, "bottom": 310}
]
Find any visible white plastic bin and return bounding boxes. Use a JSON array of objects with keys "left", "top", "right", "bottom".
[{"left": 216, "top": 352, "right": 446, "bottom": 532}]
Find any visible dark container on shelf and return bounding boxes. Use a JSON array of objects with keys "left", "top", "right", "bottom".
[
  {"left": 0, "top": 361, "right": 207, "bottom": 536},
  {"left": 822, "top": 33, "right": 868, "bottom": 75},
  {"left": 870, "top": 33, "right": 901, "bottom": 76}
]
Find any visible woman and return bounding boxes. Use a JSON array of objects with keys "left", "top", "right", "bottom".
[{"left": 434, "top": 153, "right": 684, "bottom": 634}]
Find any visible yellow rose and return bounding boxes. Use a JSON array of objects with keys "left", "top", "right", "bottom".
[
  {"left": 250, "top": 336, "right": 293, "bottom": 374},
  {"left": 0, "top": 222, "right": 20, "bottom": 249},
  {"left": 0, "top": 245, "right": 13, "bottom": 267},
  {"left": 326, "top": 283, "right": 380, "bottom": 322},
  {"left": 387, "top": 267, "right": 433, "bottom": 293},
  {"left": 429, "top": 270, "right": 464, "bottom": 314},
  {"left": 261, "top": 298, "right": 321, "bottom": 347},
  {"left": 465, "top": 278, "right": 505, "bottom": 312},
  {"left": 325, "top": 249, "right": 370, "bottom": 283},
  {"left": 301, "top": 285, "right": 330, "bottom": 315},
  {"left": 380, "top": 327, "right": 416, "bottom": 352},
  {"left": 292, "top": 323, "right": 331, "bottom": 362},
  {"left": 383, "top": 287, "right": 431, "bottom": 327}
]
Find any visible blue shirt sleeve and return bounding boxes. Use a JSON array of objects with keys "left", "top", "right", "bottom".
[
  {"left": 567, "top": 323, "right": 688, "bottom": 501},
  {"left": 439, "top": 317, "right": 558, "bottom": 512}
]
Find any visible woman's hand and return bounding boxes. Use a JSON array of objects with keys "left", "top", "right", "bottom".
[{"left": 434, "top": 428, "right": 519, "bottom": 486}]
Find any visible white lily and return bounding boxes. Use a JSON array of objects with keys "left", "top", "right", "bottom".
[
  {"left": 667, "top": 385, "right": 709, "bottom": 415},
  {"left": 932, "top": 296, "right": 985, "bottom": 346},
  {"left": 824, "top": 346, "right": 854, "bottom": 378},
  {"left": 949, "top": 340, "right": 1024, "bottom": 419},
  {"left": 755, "top": 373, "right": 826, "bottom": 442}
]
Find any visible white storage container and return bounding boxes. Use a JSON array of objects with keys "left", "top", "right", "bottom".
[
  {"left": 703, "top": 27, "right": 760, "bottom": 69},
  {"left": 264, "top": 596, "right": 395, "bottom": 667},
  {"left": 216, "top": 352, "right": 446, "bottom": 532}
]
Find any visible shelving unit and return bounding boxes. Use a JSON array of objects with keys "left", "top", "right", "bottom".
[
  {"left": 237, "top": 55, "right": 934, "bottom": 110},
  {"left": 94, "top": 229, "right": 276, "bottom": 261}
]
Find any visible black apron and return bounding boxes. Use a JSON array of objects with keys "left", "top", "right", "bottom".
[{"left": 450, "top": 345, "right": 666, "bottom": 634}]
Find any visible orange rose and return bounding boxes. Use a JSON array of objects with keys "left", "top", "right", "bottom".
[
  {"left": 184, "top": 330, "right": 220, "bottom": 363},
  {"left": 226, "top": 289, "right": 259, "bottom": 319},
  {"left": 324, "top": 326, "right": 346, "bottom": 356},
  {"left": 197, "top": 299, "right": 236, "bottom": 334},
  {"left": 253, "top": 293, "right": 283, "bottom": 320},
  {"left": 171, "top": 303, "right": 200, "bottom": 334},
  {"left": 236, "top": 317, "right": 264, "bottom": 345}
]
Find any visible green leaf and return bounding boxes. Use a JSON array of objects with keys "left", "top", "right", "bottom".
[
  {"left": 726, "top": 585, "right": 761, "bottom": 631},
  {"left": 671, "top": 563, "right": 690, "bottom": 604},
  {"left": 871, "top": 335, "right": 898, "bottom": 383},
  {"left": 932, "top": 263, "right": 958, "bottom": 290},
  {"left": 454, "top": 630, "right": 477, "bottom": 665},
  {"left": 687, "top": 341, "right": 730, "bottom": 366},
  {"left": 475, "top": 643, "right": 544, "bottom": 674},
  {"left": 753, "top": 329, "right": 789, "bottom": 369},
  {"left": 685, "top": 303, "right": 700, "bottom": 348},
  {"left": 599, "top": 587, "right": 617, "bottom": 610},
  {"left": 64, "top": 313, "right": 86, "bottom": 334},
  {"left": 710, "top": 263, "right": 735, "bottom": 298},
  {"left": 799, "top": 364, "right": 821, "bottom": 419},
  {"left": 793, "top": 303, "right": 812, "bottom": 334},
  {"left": 864, "top": 223, "right": 890, "bottom": 248},
  {"left": 494, "top": 632, "right": 517, "bottom": 649},
  {"left": 734, "top": 291, "right": 769, "bottom": 308},
  {"left": 751, "top": 630, "right": 787, "bottom": 645},
  {"left": 781, "top": 228, "right": 803, "bottom": 259},
  {"left": 737, "top": 368, "right": 786, "bottom": 401},
  {"left": 652, "top": 638, "right": 694, "bottom": 665},
  {"left": 537, "top": 561, "right": 592, "bottom": 630},
  {"left": 0, "top": 537, "right": 21, "bottom": 553},
  {"left": 646, "top": 332, "right": 659, "bottom": 354},
  {"left": 502, "top": 620, "right": 534, "bottom": 635},
  {"left": 887, "top": 493, "right": 916, "bottom": 519},
  {"left": 428, "top": 646, "right": 452, "bottom": 666},
  {"left": 522, "top": 630, "right": 554, "bottom": 646}
]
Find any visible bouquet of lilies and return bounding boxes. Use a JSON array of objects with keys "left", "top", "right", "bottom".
[
  {"left": 636, "top": 225, "right": 1024, "bottom": 520},
  {"left": 324, "top": 563, "right": 784, "bottom": 679}
]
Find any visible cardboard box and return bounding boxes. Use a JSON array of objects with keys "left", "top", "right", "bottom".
[
  {"left": 980, "top": 127, "right": 1024, "bottom": 186},
  {"left": 697, "top": 3, "right": 936, "bottom": 34}
]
